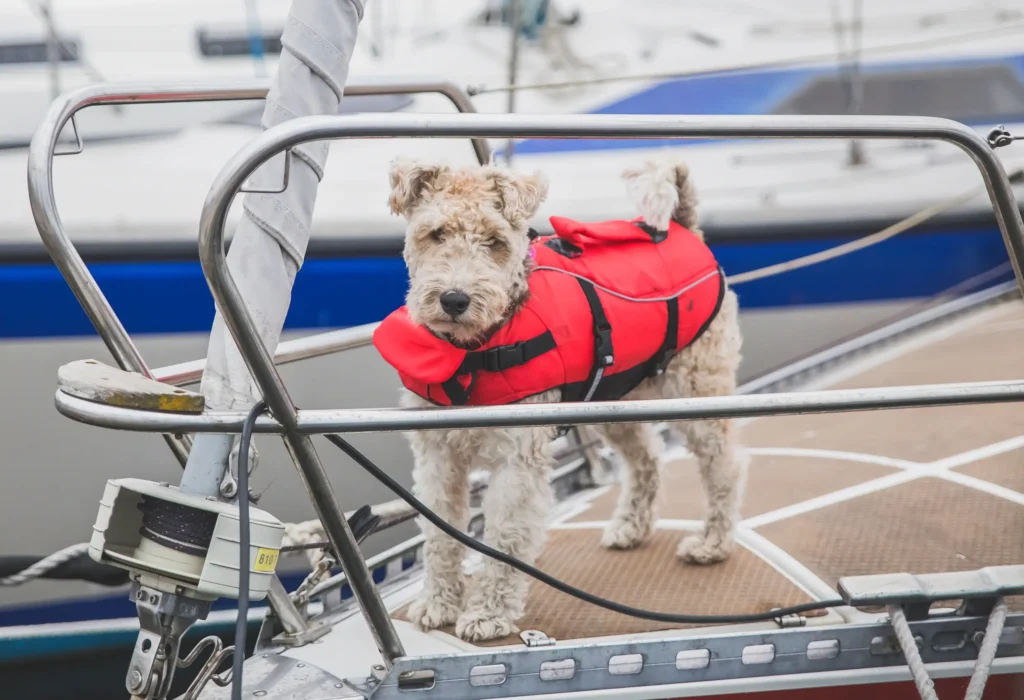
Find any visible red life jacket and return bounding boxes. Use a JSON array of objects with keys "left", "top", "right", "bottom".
[{"left": 373, "top": 216, "right": 725, "bottom": 406}]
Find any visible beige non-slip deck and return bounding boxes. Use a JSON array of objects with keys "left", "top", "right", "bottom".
[{"left": 400, "top": 299, "right": 1024, "bottom": 646}]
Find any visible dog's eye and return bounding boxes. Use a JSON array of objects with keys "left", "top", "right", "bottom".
[
  {"left": 484, "top": 238, "right": 506, "bottom": 252},
  {"left": 428, "top": 228, "right": 445, "bottom": 242}
]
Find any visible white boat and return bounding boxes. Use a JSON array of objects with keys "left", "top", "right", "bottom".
[{"left": 2, "top": 5, "right": 1024, "bottom": 686}]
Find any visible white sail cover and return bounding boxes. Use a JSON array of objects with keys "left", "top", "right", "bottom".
[
  {"left": 183, "top": 0, "right": 366, "bottom": 491},
  {"left": 202, "top": 0, "right": 366, "bottom": 411}
]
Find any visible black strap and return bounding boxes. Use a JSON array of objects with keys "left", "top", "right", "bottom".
[
  {"left": 544, "top": 237, "right": 583, "bottom": 258},
  {"left": 633, "top": 220, "right": 668, "bottom": 243},
  {"left": 460, "top": 331, "right": 556, "bottom": 373},
  {"left": 566, "top": 278, "right": 614, "bottom": 402},
  {"left": 441, "top": 331, "right": 556, "bottom": 406},
  {"left": 441, "top": 373, "right": 475, "bottom": 406},
  {"left": 647, "top": 296, "right": 679, "bottom": 377}
]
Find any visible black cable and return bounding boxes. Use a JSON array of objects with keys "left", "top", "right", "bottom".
[
  {"left": 324, "top": 433, "right": 846, "bottom": 625},
  {"left": 233, "top": 400, "right": 265, "bottom": 700}
]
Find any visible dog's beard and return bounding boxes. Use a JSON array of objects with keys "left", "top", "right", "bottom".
[{"left": 408, "top": 282, "right": 529, "bottom": 347}]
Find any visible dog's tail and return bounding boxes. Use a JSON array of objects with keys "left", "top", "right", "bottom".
[{"left": 621, "top": 160, "right": 700, "bottom": 238}]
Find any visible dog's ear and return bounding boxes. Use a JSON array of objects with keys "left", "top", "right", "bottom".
[
  {"left": 488, "top": 169, "right": 549, "bottom": 227},
  {"left": 388, "top": 159, "right": 450, "bottom": 217}
]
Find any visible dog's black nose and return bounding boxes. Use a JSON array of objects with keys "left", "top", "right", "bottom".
[{"left": 439, "top": 289, "right": 471, "bottom": 317}]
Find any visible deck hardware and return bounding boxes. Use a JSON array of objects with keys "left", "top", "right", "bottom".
[
  {"left": 370, "top": 610, "right": 1024, "bottom": 699},
  {"left": 772, "top": 608, "right": 807, "bottom": 628},
  {"left": 239, "top": 149, "right": 293, "bottom": 194},
  {"left": 675, "top": 649, "right": 711, "bottom": 670},
  {"left": 538, "top": 658, "right": 576, "bottom": 681},
  {"left": 53, "top": 113, "right": 83, "bottom": 156},
  {"left": 177, "top": 635, "right": 234, "bottom": 700},
  {"left": 931, "top": 629, "right": 968, "bottom": 653},
  {"left": 397, "top": 669, "right": 435, "bottom": 691},
  {"left": 607, "top": 653, "right": 644, "bottom": 675},
  {"left": 870, "top": 634, "right": 906, "bottom": 656},
  {"left": 806, "top": 639, "right": 840, "bottom": 661},
  {"left": 838, "top": 566, "right": 1024, "bottom": 612},
  {"left": 741, "top": 643, "right": 776, "bottom": 665},
  {"left": 468, "top": 664, "right": 507, "bottom": 687},
  {"left": 987, "top": 125, "right": 1023, "bottom": 149},
  {"left": 520, "top": 629, "right": 555, "bottom": 647}
]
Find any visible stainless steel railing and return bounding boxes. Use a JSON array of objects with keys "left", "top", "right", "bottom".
[
  {"left": 184, "top": 111, "right": 1024, "bottom": 664},
  {"left": 26, "top": 79, "right": 490, "bottom": 466},
  {"left": 34, "top": 108, "right": 1024, "bottom": 666},
  {"left": 26, "top": 81, "right": 491, "bottom": 662}
]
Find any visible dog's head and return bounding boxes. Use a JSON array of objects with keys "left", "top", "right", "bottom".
[{"left": 388, "top": 159, "right": 548, "bottom": 345}]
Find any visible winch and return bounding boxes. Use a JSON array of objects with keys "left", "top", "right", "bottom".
[{"left": 89, "top": 477, "right": 284, "bottom": 698}]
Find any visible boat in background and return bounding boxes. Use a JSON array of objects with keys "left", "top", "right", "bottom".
[{"left": 1, "top": 0, "right": 1024, "bottom": 658}]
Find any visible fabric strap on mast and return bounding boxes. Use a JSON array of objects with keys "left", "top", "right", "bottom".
[{"left": 181, "top": 0, "right": 368, "bottom": 497}]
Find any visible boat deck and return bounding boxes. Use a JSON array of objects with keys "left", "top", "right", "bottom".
[{"left": 398, "top": 296, "right": 1024, "bottom": 646}]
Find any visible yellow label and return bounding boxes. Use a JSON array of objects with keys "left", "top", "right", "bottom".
[{"left": 253, "top": 548, "right": 280, "bottom": 573}]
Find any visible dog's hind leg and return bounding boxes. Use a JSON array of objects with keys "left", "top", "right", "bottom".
[
  {"left": 405, "top": 426, "right": 473, "bottom": 631},
  {"left": 660, "top": 290, "right": 748, "bottom": 564},
  {"left": 456, "top": 422, "right": 556, "bottom": 642},
  {"left": 596, "top": 422, "right": 663, "bottom": 549}
]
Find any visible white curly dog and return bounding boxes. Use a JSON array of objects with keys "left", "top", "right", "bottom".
[{"left": 386, "top": 157, "right": 747, "bottom": 642}]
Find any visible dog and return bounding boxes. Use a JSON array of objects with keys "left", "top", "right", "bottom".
[{"left": 377, "top": 157, "right": 747, "bottom": 643}]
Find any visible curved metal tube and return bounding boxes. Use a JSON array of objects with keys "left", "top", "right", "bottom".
[
  {"left": 26, "top": 81, "right": 489, "bottom": 466},
  {"left": 55, "top": 379, "right": 1024, "bottom": 434},
  {"left": 198, "top": 112, "right": 1024, "bottom": 295}
]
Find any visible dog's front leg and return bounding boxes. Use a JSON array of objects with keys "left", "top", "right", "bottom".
[
  {"left": 406, "top": 428, "right": 472, "bottom": 631},
  {"left": 456, "top": 426, "right": 554, "bottom": 642}
]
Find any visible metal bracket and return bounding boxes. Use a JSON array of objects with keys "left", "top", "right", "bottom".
[
  {"left": 772, "top": 609, "right": 807, "bottom": 628},
  {"left": 239, "top": 149, "right": 292, "bottom": 194},
  {"left": 520, "top": 629, "right": 556, "bottom": 647},
  {"left": 54, "top": 114, "right": 83, "bottom": 156},
  {"left": 366, "top": 612, "right": 1024, "bottom": 700},
  {"left": 272, "top": 617, "right": 332, "bottom": 647},
  {"left": 987, "top": 124, "right": 1023, "bottom": 149},
  {"left": 838, "top": 565, "right": 1024, "bottom": 618}
]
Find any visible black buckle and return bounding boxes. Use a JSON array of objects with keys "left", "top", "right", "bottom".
[
  {"left": 595, "top": 326, "right": 614, "bottom": 367},
  {"left": 482, "top": 342, "right": 527, "bottom": 372}
]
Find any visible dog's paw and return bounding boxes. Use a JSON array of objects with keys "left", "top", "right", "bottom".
[
  {"left": 677, "top": 534, "right": 732, "bottom": 565},
  {"left": 407, "top": 595, "right": 461, "bottom": 631},
  {"left": 600, "top": 514, "right": 652, "bottom": 550},
  {"left": 455, "top": 610, "right": 518, "bottom": 642}
]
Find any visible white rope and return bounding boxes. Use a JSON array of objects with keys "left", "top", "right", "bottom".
[
  {"left": 0, "top": 542, "right": 90, "bottom": 586},
  {"left": 888, "top": 604, "right": 939, "bottom": 700},
  {"left": 965, "top": 598, "right": 1008, "bottom": 700},
  {"left": 725, "top": 180, "right": 996, "bottom": 285},
  {"left": 890, "top": 599, "right": 1008, "bottom": 700},
  {"left": 532, "top": 172, "right": 1014, "bottom": 297}
]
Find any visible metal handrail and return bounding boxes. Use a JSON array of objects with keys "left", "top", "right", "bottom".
[
  {"left": 196, "top": 115, "right": 1024, "bottom": 442},
  {"left": 55, "top": 379, "right": 1024, "bottom": 434},
  {"left": 189, "top": 112, "right": 1024, "bottom": 662},
  {"left": 154, "top": 322, "right": 379, "bottom": 386},
  {"left": 26, "top": 80, "right": 490, "bottom": 465}
]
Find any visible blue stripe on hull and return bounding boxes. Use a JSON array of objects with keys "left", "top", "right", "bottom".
[{"left": 0, "top": 227, "right": 1010, "bottom": 339}]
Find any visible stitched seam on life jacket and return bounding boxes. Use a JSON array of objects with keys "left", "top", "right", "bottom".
[{"left": 530, "top": 267, "right": 720, "bottom": 304}]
